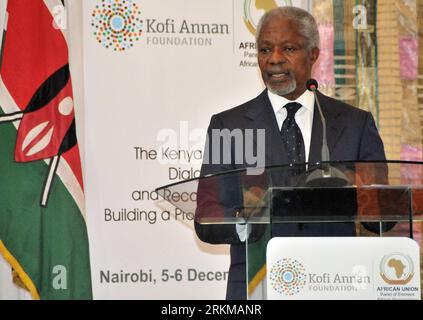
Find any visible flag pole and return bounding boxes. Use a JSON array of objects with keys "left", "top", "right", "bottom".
[{"left": 41, "top": 155, "right": 60, "bottom": 207}]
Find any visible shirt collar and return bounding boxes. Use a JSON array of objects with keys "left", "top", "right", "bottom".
[{"left": 267, "top": 89, "right": 315, "bottom": 114}]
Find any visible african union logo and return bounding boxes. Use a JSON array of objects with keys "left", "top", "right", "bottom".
[
  {"left": 380, "top": 253, "right": 415, "bottom": 285},
  {"left": 91, "top": 0, "right": 143, "bottom": 51},
  {"left": 243, "top": 0, "right": 293, "bottom": 36},
  {"left": 269, "top": 258, "right": 306, "bottom": 296}
]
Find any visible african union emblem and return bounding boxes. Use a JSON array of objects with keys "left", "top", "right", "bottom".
[
  {"left": 243, "top": 0, "right": 293, "bottom": 36},
  {"left": 269, "top": 258, "right": 306, "bottom": 296},
  {"left": 380, "top": 253, "right": 415, "bottom": 285},
  {"left": 91, "top": 0, "right": 143, "bottom": 51}
]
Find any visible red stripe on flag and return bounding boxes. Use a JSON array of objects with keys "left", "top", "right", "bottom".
[{"left": 1, "top": 0, "right": 68, "bottom": 110}]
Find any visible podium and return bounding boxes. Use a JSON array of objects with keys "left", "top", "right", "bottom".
[{"left": 156, "top": 161, "right": 423, "bottom": 300}]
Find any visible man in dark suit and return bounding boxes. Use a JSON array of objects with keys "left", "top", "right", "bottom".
[{"left": 195, "top": 7, "right": 386, "bottom": 300}]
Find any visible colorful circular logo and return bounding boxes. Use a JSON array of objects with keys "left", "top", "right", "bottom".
[
  {"left": 269, "top": 258, "right": 306, "bottom": 296},
  {"left": 380, "top": 253, "right": 414, "bottom": 285},
  {"left": 91, "top": 0, "right": 143, "bottom": 51}
]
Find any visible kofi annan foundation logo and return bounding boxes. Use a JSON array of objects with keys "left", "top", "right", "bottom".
[
  {"left": 91, "top": 0, "right": 143, "bottom": 51},
  {"left": 269, "top": 258, "right": 306, "bottom": 296},
  {"left": 380, "top": 253, "right": 415, "bottom": 285},
  {"left": 243, "top": 0, "right": 293, "bottom": 36}
]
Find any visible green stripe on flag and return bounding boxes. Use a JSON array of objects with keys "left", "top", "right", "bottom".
[{"left": 0, "top": 111, "right": 92, "bottom": 299}]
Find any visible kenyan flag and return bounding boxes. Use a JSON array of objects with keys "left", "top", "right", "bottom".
[{"left": 0, "top": 0, "right": 92, "bottom": 299}]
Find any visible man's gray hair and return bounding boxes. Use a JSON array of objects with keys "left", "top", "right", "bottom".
[{"left": 256, "top": 6, "right": 320, "bottom": 50}]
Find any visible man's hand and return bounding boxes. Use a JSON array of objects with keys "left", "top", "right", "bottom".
[{"left": 241, "top": 186, "right": 266, "bottom": 220}]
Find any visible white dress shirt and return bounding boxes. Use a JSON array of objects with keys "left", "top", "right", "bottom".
[
  {"left": 236, "top": 89, "right": 316, "bottom": 241},
  {"left": 268, "top": 89, "right": 315, "bottom": 162}
]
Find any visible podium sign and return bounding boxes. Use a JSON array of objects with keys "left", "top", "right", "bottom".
[
  {"left": 156, "top": 161, "right": 423, "bottom": 300},
  {"left": 266, "top": 237, "right": 421, "bottom": 300}
]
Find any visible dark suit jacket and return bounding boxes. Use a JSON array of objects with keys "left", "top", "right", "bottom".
[{"left": 195, "top": 89, "right": 386, "bottom": 300}]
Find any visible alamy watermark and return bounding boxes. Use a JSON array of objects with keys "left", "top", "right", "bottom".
[
  {"left": 353, "top": 5, "right": 368, "bottom": 30},
  {"left": 52, "top": 4, "right": 67, "bottom": 30},
  {"left": 156, "top": 121, "right": 266, "bottom": 175},
  {"left": 52, "top": 265, "right": 67, "bottom": 290}
]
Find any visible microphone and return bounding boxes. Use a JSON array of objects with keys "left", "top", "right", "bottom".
[
  {"left": 306, "top": 79, "right": 329, "bottom": 163},
  {"left": 305, "top": 79, "right": 349, "bottom": 187}
]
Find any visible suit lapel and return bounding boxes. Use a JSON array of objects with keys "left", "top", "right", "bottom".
[
  {"left": 245, "top": 90, "right": 347, "bottom": 166},
  {"left": 309, "top": 92, "right": 346, "bottom": 163},
  {"left": 245, "top": 90, "right": 289, "bottom": 166}
]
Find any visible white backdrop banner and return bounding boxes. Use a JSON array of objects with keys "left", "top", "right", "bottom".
[{"left": 83, "top": 0, "right": 309, "bottom": 299}]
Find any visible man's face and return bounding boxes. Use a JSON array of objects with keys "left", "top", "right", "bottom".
[{"left": 257, "top": 17, "right": 319, "bottom": 100}]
